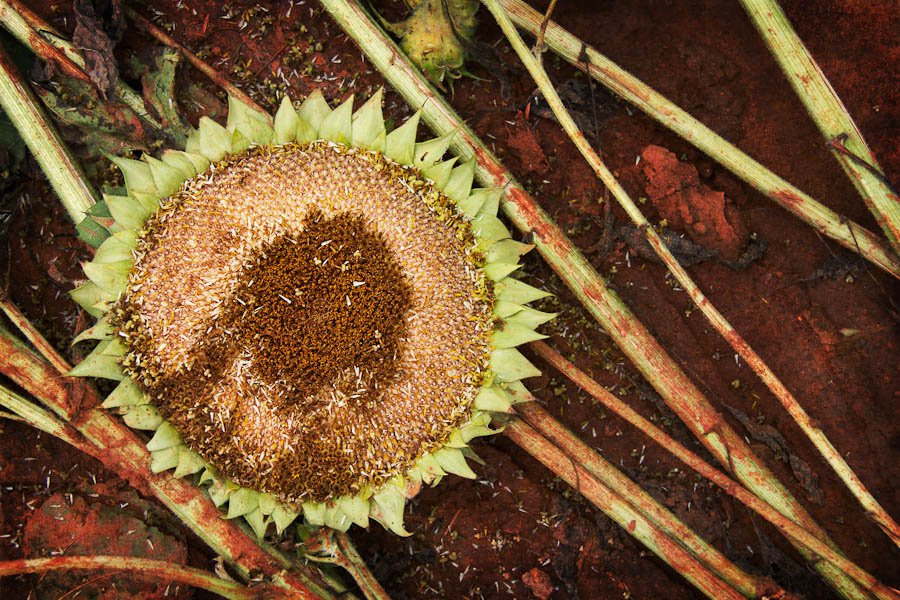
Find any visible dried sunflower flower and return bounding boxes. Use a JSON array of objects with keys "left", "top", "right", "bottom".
[{"left": 69, "top": 90, "right": 553, "bottom": 537}]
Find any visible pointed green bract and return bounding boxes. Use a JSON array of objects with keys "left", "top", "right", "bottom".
[
  {"left": 443, "top": 159, "right": 476, "bottom": 204},
  {"left": 424, "top": 157, "right": 458, "bottom": 189},
  {"left": 384, "top": 110, "right": 420, "bottom": 165},
  {"left": 82, "top": 259, "right": 130, "bottom": 295},
  {"left": 483, "top": 262, "right": 520, "bottom": 281},
  {"left": 372, "top": 485, "right": 410, "bottom": 536},
  {"left": 122, "top": 404, "right": 163, "bottom": 430},
  {"left": 506, "top": 306, "right": 556, "bottom": 329},
  {"left": 476, "top": 187, "right": 502, "bottom": 218},
  {"left": 340, "top": 494, "right": 371, "bottom": 528},
  {"left": 415, "top": 452, "right": 446, "bottom": 485},
  {"left": 230, "top": 128, "right": 250, "bottom": 154},
  {"left": 174, "top": 446, "right": 206, "bottom": 478},
  {"left": 72, "top": 315, "right": 113, "bottom": 344},
  {"left": 258, "top": 493, "right": 277, "bottom": 515},
  {"left": 472, "top": 214, "right": 511, "bottom": 241},
  {"left": 162, "top": 150, "right": 198, "bottom": 178},
  {"left": 151, "top": 446, "right": 180, "bottom": 473},
  {"left": 493, "top": 299, "right": 524, "bottom": 319},
  {"left": 225, "top": 487, "right": 260, "bottom": 519},
  {"left": 227, "top": 95, "right": 274, "bottom": 145},
  {"left": 147, "top": 421, "right": 183, "bottom": 451},
  {"left": 108, "top": 155, "right": 158, "bottom": 195},
  {"left": 505, "top": 380, "right": 534, "bottom": 404},
  {"left": 457, "top": 187, "right": 500, "bottom": 218},
  {"left": 94, "top": 236, "right": 134, "bottom": 264},
  {"left": 319, "top": 95, "right": 354, "bottom": 144},
  {"left": 188, "top": 117, "right": 232, "bottom": 162},
  {"left": 487, "top": 239, "right": 533, "bottom": 264},
  {"left": 491, "top": 348, "right": 541, "bottom": 382},
  {"left": 100, "top": 338, "right": 126, "bottom": 356},
  {"left": 274, "top": 96, "right": 299, "bottom": 145},
  {"left": 105, "top": 194, "right": 151, "bottom": 231},
  {"left": 102, "top": 377, "right": 145, "bottom": 408},
  {"left": 414, "top": 129, "right": 455, "bottom": 170},
  {"left": 298, "top": 90, "right": 331, "bottom": 135},
  {"left": 296, "top": 115, "right": 317, "bottom": 144},
  {"left": 474, "top": 385, "right": 513, "bottom": 412},
  {"left": 145, "top": 155, "right": 185, "bottom": 197},
  {"left": 69, "top": 340, "right": 125, "bottom": 380},
  {"left": 497, "top": 277, "right": 552, "bottom": 304},
  {"left": 272, "top": 504, "right": 299, "bottom": 534},
  {"left": 433, "top": 447, "right": 477, "bottom": 479},
  {"left": 302, "top": 501, "right": 326, "bottom": 526},
  {"left": 492, "top": 322, "right": 547, "bottom": 349},
  {"left": 351, "top": 88, "right": 385, "bottom": 151}
]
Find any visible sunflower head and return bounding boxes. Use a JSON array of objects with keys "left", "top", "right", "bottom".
[{"left": 70, "top": 89, "right": 553, "bottom": 537}]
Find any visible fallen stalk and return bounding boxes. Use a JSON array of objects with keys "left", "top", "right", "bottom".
[
  {"left": 305, "top": 531, "right": 391, "bottom": 600},
  {"left": 318, "top": 1, "right": 877, "bottom": 598},
  {"left": 496, "top": 0, "right": 900, "bottom": 280},
  {"left": 0, "top": 327, "right": 340, "bottom": 600},
  {"left": 739, "top": 0, "right": 900, "bottom": 255},
  {"left": 485, "top": 0, "right": 900, "bottom": 556},
  {"left": 0, "top": 555, "right": 284, "bottom": 600},
  {"left": 504, "top": 418, "right": 752, "bottom": 600},
  {"left": 524, "top": 341, "right": 898, "bottom": 598},
  {"left": 0, "top": 45, "right": 95, "bottom": 223}
]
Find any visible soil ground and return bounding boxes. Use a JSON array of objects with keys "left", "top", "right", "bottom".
[{"left": 1, "top": 1, "right": 898, "bottom": 599}]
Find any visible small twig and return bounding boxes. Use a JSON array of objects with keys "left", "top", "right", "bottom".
[
  {"left": 0, "top": 555, "right": 282, "bottom": 600},
  {"left": 531, "top": 0, "right": 556, "bottom": 61},
  {"left": 305, "top": 530, "right": 391, "bottom": 600}
]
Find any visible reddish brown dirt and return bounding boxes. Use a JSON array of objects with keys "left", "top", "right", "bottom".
[{"left": 1, "top": 1, "right": 899, "bottom": 599}]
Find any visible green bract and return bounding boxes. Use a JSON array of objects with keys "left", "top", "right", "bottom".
[{"left": 71, "top": 90, "right": 553, "bottom": 538}]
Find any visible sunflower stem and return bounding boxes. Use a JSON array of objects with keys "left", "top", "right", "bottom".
[
  {"left": 0, "top": 44, "right": 96, "bottom": 224},
  {"left": 0, "top": 0, "right": 160, "bottom": 128},
  {"left": 318, "top": 2, "right": 877, "bottom": 598},
  {"left": 485, "top": 0, "right": 900, "bottom": 557},
  {"left": 124, "top": 7, "right": 271, "bottom": 123},
  {"left": 0, "top": 326, "right": 341, "bottom": 600},
  {"left": 1, "top": 295, "right": 73, "bottom": 378},
  {"left": 0, "top": 555, "right": 282, "bottom": 600},
  {"left": 739, "top": 0, "right": 900, "bottom": 255},
  {"left": 524, "top": 341, "right": 898, "bottom": 598},
  {"left": 503, "top": 418, "right": 752, "bottom": 600},
  {"left": 0, "top": 383, "right": 98, "bottom": 456},
  {"left": 306, "top": 530, "right": 391, "bottom": 600},
  {"left": 496, "top": 0, "right": 900, "bottom": 279}
]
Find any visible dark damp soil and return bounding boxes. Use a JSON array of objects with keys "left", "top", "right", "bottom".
[{"left": 2, "top": 1, "right": 899, "bottom": 599}]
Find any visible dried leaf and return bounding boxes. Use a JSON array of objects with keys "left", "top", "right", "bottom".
[{"left": 73, "top": 0, "right": 124, "bottom": 99}]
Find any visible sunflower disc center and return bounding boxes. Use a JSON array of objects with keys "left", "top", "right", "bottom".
[{"left": 223, "top": 212, "right": 410, "bottom": 401}]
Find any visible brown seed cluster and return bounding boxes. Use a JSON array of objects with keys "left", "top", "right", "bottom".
[{"left": 115, "top": 142, "right": 494, "bottom": 503}]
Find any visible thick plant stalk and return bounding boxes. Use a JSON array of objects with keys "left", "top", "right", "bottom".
[
  {"left": 497, "top": 0, "right": 900, "bottom": 280},
  {"left": 0, "top": 384, "right": 98, "bottom": 457},
  {"left": 739, "top": 0, "right": 900, "bottom": 255},
  {"left": 0, "top": 46, "right": 95, "bottom": 223},
  {"left": 0, "top": 556, "right": 286, "bottom": 600},
  {"left": 524, "top": 342, "right": 898, "bottom": 599},
  {"left": 0, "top": 0, "right": 159, "bottom": 128},
  {"left": 0, "top": 328, "right": 340, "bottom": 600},
  {"left": 317, "top": 2, "right": 875, "bottom": 599},
  {"left": 1, "top": 296, "right": 78, "bottom": 387},
  {"left": 485, "top": 0, "right": 900, "bottom": 554},
  {"left": 504, "top": 419, "right": 750, "bottom": 600}
]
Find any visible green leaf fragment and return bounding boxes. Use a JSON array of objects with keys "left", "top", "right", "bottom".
[
  {"left": 245, "top": 507, "right": 267, "bottom": 540},
  {"left": 414, "top": 129, "right": 456, "bottom": 170},
  {"left": 68, "top": 340, "right": 124, "bottom": 380},
  {"left": 226, "top": 95, "right": 274, "bottom": 144},
  {"left": 102, "top": 377, "right": 145, "bottom": 408},
  {"left": 415, "top": 452, "right": 445, "bottom": 485},
  {"left": 161, "top": 149, "right": 198, "bottom": 178},
  {"left": 122, "top": 404, "right": 163, "bottom": 429},
  {"left": 351, "top": 88, "right": 385, "bottom": 151},
  {"left": 298, "top": 90, "right": 331, "bottom": 135},
  {"left": 443, "top": 159, "right": 476, "bottom": 204},
  {"left": 272, "top": 504, "right": 299, "bottom": 534},
  {"left": 274, "top": 96, "right": 299, "bottom": 144},
  {"left": 188, "top": 117, "right": 232, "bottom": 162},
  {"left": 302, "top": 501, "right": 326, "bottom": 526},
  {"left": 491, "top": 348, "right": 541, "bottom": 382},
  {"left": 318, "top": 95, "right": 353, "bottom": 144},
  {"left": 472, "top": 214, "right": 511, "bottom": 242},
  {"left": 144, "top": 155, "right": 185, "bottom": 197},
  {"left": 433, "top": 447, "right": 476, "bottom": 479},
  {"left": 461, "top": 423, "right": 497, "bottom": 443},
  {"left": 146, "top": 421, "right": 183, "bottom": 451},
  {"left": 487, "top": 239, "right": 533, "bottom": 264},
  {"left": 473, "top": 385, "right": 513, "bottom": 412},
  {"left": 384, "top": 110, "right": 420, "bottom": 165},
  {"left": 483, "top": 263, "right": 520, "bottom": 282},
  {"left": 505, "top": 306, "right": 557, "bottom": 329},
  {"left": 372, "top": 486, "right": 410, "bottom": 536},
  {"left": 492, "top": 322, "right": 547, "bottom": 349},
  {"left": 174, "top": 446, "right": 206, "bottom": 478},
  {"left": 226, "top": 487, "right": 259, "bottom": 519},
  {"left": 150, "top": 446, "right": 180, "bottom": 473},
  {"left": 73, "top": 316, "right": 114, "bottom": 344},
  {"left": 423, "top": 156, "right": 458, "bottom": 189},
  {"left": 107, "top": 155, "right": 158, "bottom": 195},
  {"left": 497, "top": 277, "right": 551, "bottom": 305},
  {"left": 505, "top": 380, "right": 535, "bottom": 403},
  {"left": 76, "top": 215, "right": 111, "bottom": 249}
]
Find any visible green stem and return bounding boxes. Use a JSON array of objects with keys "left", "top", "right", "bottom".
[
  {"left": 525, "top": 342, "right": 898, "bottom": 599},
  {"left": 305, "top": 530, "right": 391, "bottom": 600},
  {"left": 496, "top": 0, "right": 900, "bottom": 280},
  {"left": 504, "top": 418, "right": 750, "bottom": 600},
  {"left": 739, "top": 0, "right": 900, "bottom": 255},
  {"left": 0, "top": 44, "right": 96, "bottom": 223},
  {"left": 0, "top": 383, "right": 96, "bottom": 456},
  {"left": 486, "top": 0, "right": 900, "bottom": 558},
  {"left": 0, "top": 556, "right": 280, "bottom": 600}
]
